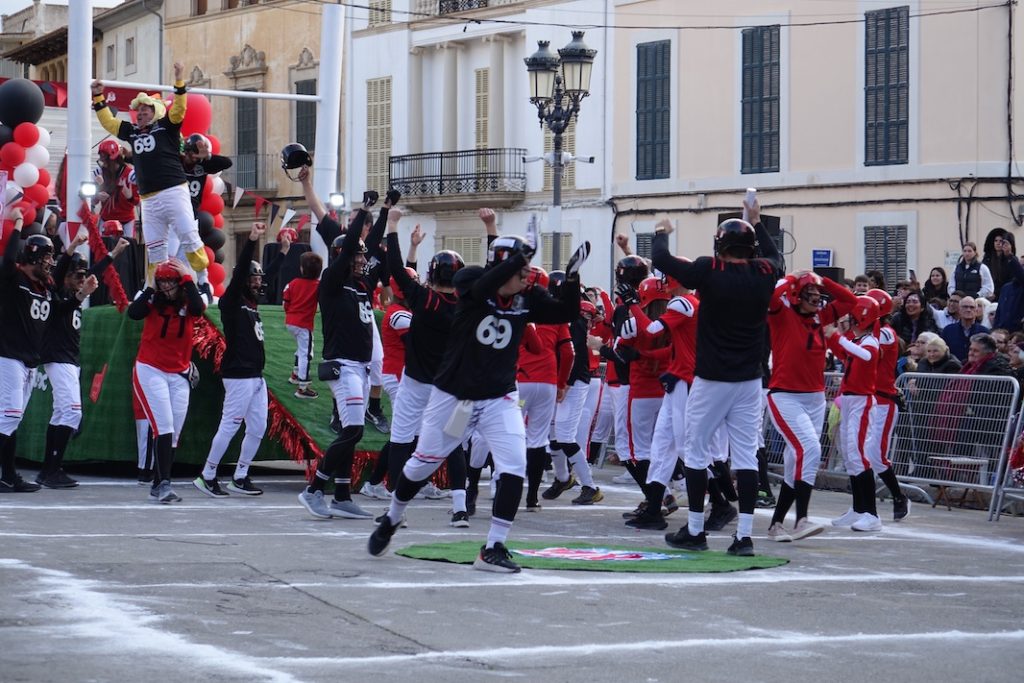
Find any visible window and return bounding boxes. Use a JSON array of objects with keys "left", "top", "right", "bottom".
[
  {"left": 865, "top": 6, "right": 909, "bottom": 166},
  {"left": 741, "top": 25, "right": 780, "bottom": 174},
  {"left": 295, "top": 79, "right": 316, "bottom": 152},
  {"left": 543, "top": 119, "right": 575, "bottom": 191},
  {"left": 193, "top": 0, "right": 208, "bottom": 16},
  {"left": 124, "top": 37, "right": 135, "bottom": 68},
  {"left": 236, "top": 94, "right": 259, "bottom": 188},
  {"left": 636, "top": 40, "right": 670, "bottom": 180},
  {"left": 475, "top": 68, "right": 489, "bottom": 173},
  {"left": 864, "top": 224, "right": 908, "bottom": 286},
  {"left": 368, "top": 0, "right": 392, "bottom": 26},
  {"left": 105, "top": 44, "right": 115, "bottom": 74},
  {"left": 442, "top": 235, "right": 484, "bottom": 266},
  {"left": 366, "top": 77, "right": 392, "bottom": 193},
  {"left": 540, "top": 232, "right": 573, "bottom": 272},
  {"left": 634, "top": 232, "right": 654, "bottom": 260}
]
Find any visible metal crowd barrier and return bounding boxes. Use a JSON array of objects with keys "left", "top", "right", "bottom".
[
  {"left": 992, "top": 407, "right": 1024, "bottom": 521},
  {"left": 763, "top": 372, "right": 1022, "bottom": 521}
]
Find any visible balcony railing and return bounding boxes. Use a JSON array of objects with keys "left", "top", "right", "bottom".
[
  {"left": 389, "top": 148, "right": 527, "bottom": 209},
  {"left": 226, "top": 153, "right": 279, "bottom": 192},
  {"left": 413, "top": 0, "right": 519, "bottom": 18}
]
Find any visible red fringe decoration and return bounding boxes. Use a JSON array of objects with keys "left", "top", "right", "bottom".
[{"left": 77, "top": 202, "right": 129, "bottom": 312}]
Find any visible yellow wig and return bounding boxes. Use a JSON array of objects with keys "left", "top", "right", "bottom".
[{"left": 129, "top": 92, "right": 166, "bottom": 120}]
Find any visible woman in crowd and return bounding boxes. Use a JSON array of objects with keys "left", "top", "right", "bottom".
[
  {"left": 916, "top": 334, "right": 962, "bottom": 374},
  {"left": 921, "top": 267, "right": 948, "bottom": 306},
  {"left": 983, "top": 229, "right": 1015, "bottom": 301},
  {"left": 949, "top": 242, "right": 993, "bottom": 300},
  {"left": 891, "top": 292, "right": 939, "bottom": 345}
]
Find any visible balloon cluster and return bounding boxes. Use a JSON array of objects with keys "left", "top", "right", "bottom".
[{"left": 0, "top": 79, "right": 49, "bottom": 252}]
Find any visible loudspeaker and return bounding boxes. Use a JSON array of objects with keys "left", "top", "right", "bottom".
[{"left": 813, "top": 266, "right": 845, "bottom": 283}]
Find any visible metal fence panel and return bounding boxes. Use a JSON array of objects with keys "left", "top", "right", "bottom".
[{"left": 991, "top": 407, "right": 1024, "bottom": 520}]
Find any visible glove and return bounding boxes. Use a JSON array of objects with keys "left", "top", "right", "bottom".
[
  {"left": 565, "top": 241, "right": 591, "bottom": 277},
  {"left": 362, "top": 190, "right": 379, "bottom": 208},
  {"left": 615, "top": 282, "right": 639, "bottom": 307},
  {"left": 385, "top": 189, "right": 402, "bottom": 206},
  {"left": 521, "top": 241, "right": 536, "bottom": 261}
]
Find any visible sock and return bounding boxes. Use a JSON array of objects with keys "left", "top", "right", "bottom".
[
  {"left": 550, "top": 441, "right": 570, "bottom": 480},
  {"left": 713, "top": 460, "right": 738, "bottom": 501},
  {"left": 877, "top": 467, "right": 904, "bottom": 501},
  {"left": 688, "top": 510, "right": 705, "bottom": 535},
  {"left": 48, "top": 425, "right": 74, "bottom": 473},
  {"left": 850, "top": 475, "right": 862, "bottom": 513},
  {"left": 772, "top": 483, "right": 796, "bottom": 526},
  {"left": 387, "top": 473, "right": 423, "bottom": 524},
  {"left": 587, "top": 441, "right": 602, "bottom": 464},
  {"left": 525, "top": 447, "right": 546, "bottom": 505},
  {"left": 333, "top": 477, "right": 351, "bottom": 502},
  {"left": 235, "top": 432, "right": 261, "bottom": 479},
  {"left": 388, "top": 441, "right": 414, "bottom": 492},
  {"left": 795, "top": 480, "right": 813, "bottom": 521},
  {"left": 451, "top": 488, "right": 467, "bottom": 513},
  {"left": 565, "top": 444, "right": 593, "bottom": 487},
  {"left": 446, "top": 445, "right": 467, "bottom": 491},
  {"left": 735, "top": 469, "right": 758, "bottom": 515},
  {"left": 368, "top": 397, "right": 382, "bottom": 415},
  {"left": 632, "top": 460, "right": 651, "bottom": 496},
  {"left": 707, "top": 478, "right": 728, "bottom": 508},
  {"left": 756, "top": 447, "right": 771, "bottom": 492},
  {"left": 0, "top": 432, "right": 13, "bottom": 483},
  {"left": 153, "top": 433, "right": 173, "bottom": 484},
  {"left": 737, "top": 512, "right": 754, "bottom": 540},
  {"left": 369, "top": 442, "right": 390, "bottom": 486},
  {"left": 41, "top": 424, "right": 57, "bottom": 476},
  {"left": 644, "top": 480, "right": 666, "bottom": 515},
  {"left": 486, "top": 516, "right": 513, "bottom": 549},
  {"left": 135, "top": 420, "right": 150, "bottom": 469},
  {"left": 684, "top": 466, "right": 708, "bottom": 514},
  {"left": 313, "top": 425, "right": 362, "bottom": 495},
  {"left": 859, "top": 470, "right": 878, "bottom": 516}
]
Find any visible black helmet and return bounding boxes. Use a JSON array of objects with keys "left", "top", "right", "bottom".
[
  {"left": 615, "top": 255, "right": 648, "bottom": 288},
  {"left": 330, "top": 234, "right": 367, "bottom": 259},
  {"left": 18, "top": 234, "right": 54, "bottom": 265},
  {"left": 183, "top": 133, "right": 209, "bottom": 155},
  {"left": 249, "top": 261, "right": 264, "bottom": 277},
  {"left": 428, "top": 250, "right": 465, "bottom": 287},
  {"left": 281, "top": 142, "right": 312, "bottom": 170},
  {"left": 68, "top": 252, "right": 89, "bottom": 275},
  {"left": 486, "top": 235, "right": 532, "bottom": 268},
  {"left": 714, "top": 218, "right": 758, "bottom": 258},
  {"left": 547, "top": 269, "right": 567, "bottom": 296}
]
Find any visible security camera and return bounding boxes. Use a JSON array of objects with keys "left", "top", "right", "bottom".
[{"left": 522, "top": 155, "right": 544, "bottom": 163}]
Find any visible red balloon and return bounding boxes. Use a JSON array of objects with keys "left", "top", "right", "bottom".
[
  {"left": 213, "top": 283, "right": 226, "bottom": 298},
  {"left": 207, "top": 134, "right": 221, "bottom": 155},
  {"left": 199, "top": 192, "right": 224, "bottom": 215},
  {"left": 23, "top": 183, "right": 49, "bottom": 207},
  {"left": 14, "top": 201, "right": 36, "bottom": 226},
  {"left": 207, "top": 261, "right": 225, "bottom": 285},
  {"left": 213, "top": 212, "right": 224, "bottom": 228},
  {"left": 203, "top": 245, "right": 215, "bottom": 265},
  {"left": 13, "top": 123, "right": 39, "bottom": 148},
  {"left": 202, "top": 177, "right": 214, "bottom": 197},
  {"left": 36, "top": 167, "right": 50, "bottom": 188},
  {"left": 0, "top": 142, "right": 25, "bottom": 168},
  {"left": 180, "top": 94, "right": 212, "bottom": 136}
]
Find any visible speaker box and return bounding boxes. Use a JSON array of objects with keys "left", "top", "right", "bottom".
[{"left": 813, "top": 266, "right": 845, "bottom": 283}]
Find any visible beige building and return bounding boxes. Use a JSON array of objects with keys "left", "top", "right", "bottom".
[{"left": 610, "top": 0, "right": 1022, "bottom": 286}]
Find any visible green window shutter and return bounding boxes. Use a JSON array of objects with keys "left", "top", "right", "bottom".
[
  {"left": 636, "top": 40, "right": 670, "bottom": 180},
  {"left": 741, "top": 26, "right": 780, "bottom": 174},
  {"left": 865, "top": 6, "right": 909, "bottom": 166}
]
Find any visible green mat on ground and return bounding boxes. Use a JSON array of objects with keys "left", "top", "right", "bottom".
[
  {"left": 395, "top": 540, "right": 789, "bottom": 573},
  {"left": 18, "top": 305, "right": 390, "bottom": 465}
]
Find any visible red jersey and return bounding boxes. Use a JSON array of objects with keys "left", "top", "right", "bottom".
[
  {"left": 618, "top": 312, "right": 668, "bottom": 399},
  {"left": 382, "top": 303, "right": 410, "bottom": 377},
  {"left": 829, "top": 332, "right": 879, "bottom": 396},
  {"left": 94, "top": 163, "right": 138, "bottom": 223},
  {"left": 768, "top": 277, "right": 857, "bottom": 393},
  {"left": 518, "top": 323, "right": 570, "bottom": 387},
  {"left": 874, "top": 324, "right": 899, "bottom": 398},
  {"left": 137, "top": 300, "right": 198, "bottom": 373},
  {"left": 631, "top": 295, "right": 699, "bottom": 384},
  {"left": 283, "top": 277, "right": 319, "bottom": 329}
]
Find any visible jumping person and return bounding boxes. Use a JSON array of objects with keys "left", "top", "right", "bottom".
[{"left": 181, "top": 133, "right": 232, "bottom": 216}]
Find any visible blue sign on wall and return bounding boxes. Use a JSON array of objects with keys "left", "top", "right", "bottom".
[{"left": 812, "top": 249, "right": 833, "bottom": 268}]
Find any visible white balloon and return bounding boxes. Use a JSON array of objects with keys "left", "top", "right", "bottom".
[
  {"left": 3, "top": 180, "right": 21, "bottom": 203},
  {"left": 24, "top": 144, "right": 49, "bottom": 168},
  {"left": 210, "top": 175, "right": 225, "bottom": 195},
  {"left": 13, "top": 162, "right": 38, "bottom": 188},
  {"left": 35, "top": 127, "right": 51, "bottom": 148}
]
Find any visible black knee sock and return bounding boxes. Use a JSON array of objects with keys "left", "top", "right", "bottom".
[
  {"left": 42, "top": 424, "right": 56, "bottom": 476},
  {"left": 712, "top": 460, "right": 738, "bottom": 501},
  {"left": 859, "top": 470, "right": 878, "bottom": 516},
  {"left": 587, "top": 442, "right": 602, "bottom": 464},
  {"left": 684, "top": 466, "right": 708, "bottom": 514},
  {"left": 795, "top": 481, "right": 813, "bottom": 521},
  {"left": 368, "top": 397, "right": 382, "bottom": 415},
  {"left": 394, "top": 472, "right": 425, "bottom": 503},
  {"left": 492, "top": 473, "right": 524, "bottom": 521},
  {"left": 153, "top": 433, "right": 173, "bottom": 484},
  {"left": 467, "top": 463, "right": 482, "bottom": 494},
  {"left": 771, "top": 483, "right": 796, "bottom": 525},
  {"left": 645, "top": 480, "right": 666, "bottom": 513},
  {"left": 447, "top": 445, "right": 467, "bottom": 491},
  {"left": 563, "top": 442, "right": 581, "bottom": 458},
  {"left": 707, "top": 478, "right": 729, "bottom": 508},
  {"left": 313, "top": 425, "right": 362, "bottom": 496},
  {"left": 850, "top": 475, "right": 862, "bottom": 512},
  {"left": 735, "top": 469, "right": 759, "bottom": 515},
  {"left": 756, "top": 447, "right": 771, "bottom": 492},
  {"left": 525, "top": 447, "right": 547, "bottom": 505},
  {"left": 45, "top": 425, "right": 74, "bottom": 475},
  {"left": 388, "top": 441, "right": 414, "bottom": 491},
  {"left": 627, "top": 459, "right": 650, "bottom": 496},
  {"left": 369, "top": 442, "right": 390, "bottom": 486},
  {"left": 144, "top": 428, "right": 154, "bottom": 471},
  {"left": 877, "top": 467, "right": 904, "bottom": 501},
  {"left": 0, "top": 432, "right": 15, "bottom": 483}
]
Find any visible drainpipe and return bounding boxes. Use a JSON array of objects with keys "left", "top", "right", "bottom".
[{"left": 141, "top": 0, "right": 163, "bottom": 78}]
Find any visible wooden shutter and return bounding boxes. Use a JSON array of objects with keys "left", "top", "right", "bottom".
[
  {"left": 540, "top": 232, "right": 573, "bottom": 271},
  {"left": 864, "top": 6, "right": 909, "bottom": 165},
  {"left": 741, "top": 25, "right": 780, "bottom": 174},
  {"left": 864, "top": 224, "right": 908, "bottom": 286},
  {"left": 366, "top": 77, "right": 392, "bottom": 193},
  {"left": 636, "top": 40, "right": 670, "bottom": 180},
  {"left": 543, "top": 119, "right": 576, "bottom": 191},
  {"left": 368, "top": 0, "right": 392, "bottom": 26},
  {"left": 475, "top": 68, "right": 489, "bottom": 174},
  {"left": 442, "top": 235, "right": 484, "bottom": 266},
  {"left": 295, "top": 79, "right": 317, "bottom": 152}
]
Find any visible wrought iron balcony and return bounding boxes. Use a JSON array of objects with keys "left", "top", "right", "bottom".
[
  {"left": 412, "top": 0, "right": 520, "bottom": 18},
  {"left": 439, "top": 0, "right": 488, "bottom": 13},
  {"left": 226, "top": 153, "right": 279, "bottom": 193},
  {"left": 389, "top": 148, "right": 527, "bottom": 210}
]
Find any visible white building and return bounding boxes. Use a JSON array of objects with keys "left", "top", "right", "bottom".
[
  {"left": 345, "top": 0, "right": 617, "bottom": 289},
  {"left": 95, "top": 0, "right": 163, "bottom": 87}
]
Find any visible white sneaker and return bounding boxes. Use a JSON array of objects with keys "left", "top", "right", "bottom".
[
  {"left": 792, "top": 517, "right": 825, "bottom": 540},
  {"left": 831, "top": 508, "right": 860, "bottom": 527},
  {"left": 359, "top": 482, "right": 390, "bottom": 500},
  {"left": 612, "top": 471, "right": 634, "bottom": 485},
  {"left": 851, "top": 513, "right": 882, "bottom": 532},
  {"left": 416, "top": 482, "right": 449, "bottom": 500},
  {"left": 766, "top": 522, "right": 793, "bottom": 542},
  {"left": 359, "top": 482, "right": 378, "bottom": 498}
]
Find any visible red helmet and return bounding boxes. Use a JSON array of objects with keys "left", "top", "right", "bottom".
[
  {"left": 154, "top": 262, "right": 181, "bottom": 284},
  {"left": 580, "top": 299, "right": 598, "bottom": 321},
  {"left": 785, "top": 271, "right": 823, "bottom": 306},
  {"left": 98, "top": 139, "right": 122, "bottom": 159},
  {"left": 277, "top": 227, "right": 298, "bottom": 243},
  {"left": 638, "top": 277, "right": 670, "bottom": 307},
  {"left": 850, "top": 296, "right": 881, "bottom": 329},
  {"left": 865, "top": 288, "right": 893, "bottom": 317},
  {"left": 526, "top": 265, "right": 549, "bottom": 290},
  {"left": 389, "top": 267, "right": 418, "bottom": 300},
  {"left": 102, "top": 219, "right": 123, "bottom": 237}
]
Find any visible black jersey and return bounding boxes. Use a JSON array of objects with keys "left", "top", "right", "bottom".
[
  {"left": 318, "top": 215, "right": 374, "bottom": 362},
  {"left": 100, "top": 91, "right": 187, "bottom": 196},
  {"left": 219, "top": 238, "right": 265, "bottom": 378},
  {"left": 567, "top": 318, "right": 592, "bottom": 385},
  {"left": 0, "top": 234, "right": 53, "bottom": 368},
  {"left": 652, "top": 227, "right": 781, "bottom": 382},
  {"left": 433, "top": 254, "right": 580, "bottom": 401},
  {"left": 184, "top": 154, "right": 233, "bottom": 216},
  {"left": 386, "top": 232, "right": 457, "bottom": 384},
  {"left": 40, "top": 254, "right": 113, "bottom": 366}
]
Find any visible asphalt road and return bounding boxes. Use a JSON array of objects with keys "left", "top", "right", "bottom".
[{"left": 1, "top": 465, "right": 1022, "bottom": 682}]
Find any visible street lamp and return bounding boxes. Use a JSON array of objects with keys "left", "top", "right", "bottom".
[{"left": 525, "top": 31, "right": 596, "bottom": 270}]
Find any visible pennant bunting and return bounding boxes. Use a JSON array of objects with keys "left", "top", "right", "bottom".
[
  {"left": 233, "top": 184, "right": 245, "bottom": 209},
  {"left": 280, "top": 208, "right": 296, "bottom": 229}
]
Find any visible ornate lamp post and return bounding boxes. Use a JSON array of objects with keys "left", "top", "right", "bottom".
[{"left": 525, "top": 31, "right": 596, "bottom": 270}]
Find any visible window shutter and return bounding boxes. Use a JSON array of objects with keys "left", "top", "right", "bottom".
[
  {"left": 635, "top": 232, "right": 654, "bottom": 260},
  {"left": 741, "top": 25, "right": 780, "bottom": 174},
  {"left": 864, "top": 6, "right": 909, "bottom": 165},
  {"left": 366, "top": 77, "right": 392, "bottom": 192},
  {"left": 475, "top": 68, "right": 489, "bottom": 175},
  {"left": 368, "top": 0, "right": 392, "bottom": 26},
  {"left": 864, "top": 225, "right": 908, "bottom": 286},
  {"left": 636, "top": 40, "right": 670, "bottom": 180},
  {"left": 295, "top": 79, "right": 317, "bottom": 152},
  {"left": 540, "top": 232, "right": 574, "bottom": 272},
  {"left": 442, "top": 235, "right": 484, "bottom": 266},
  {"left": 543, "top": 119, "right": 576, "bottom": 191}
]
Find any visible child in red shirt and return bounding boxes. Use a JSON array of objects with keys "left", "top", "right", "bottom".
[{"left": 283, "top": 251, "right": 322, "bottom": 399}]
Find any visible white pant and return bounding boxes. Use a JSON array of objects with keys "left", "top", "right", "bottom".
[
  {"left": 608, "top": 384, "right": 631, "bottom": 460},
  {"left": 369, "top": 322, "right": 383, "bottom": 386},
  {"left": 767, "top": 391, "right": 825, "bottom": 486},
  {"left": 382, "top": 373, "right": 401, "bottom": 403},
  {"left": 648, "top": 381, "right": 689, "bottom": 486},
  {"left": 140, "top": 183, "right": 201, "bottom": 265},
  {"left": 205, "top": 377, "right": 268, "bottom": 470},
  {"left": 0, "top": 356, "right": 35, "bottom": 436},
  {"left": 554, "top": 380, "right": 590, "bottom": 443},
  {"left": 683, "top": 377, "right": 762, "bottom": 471},
  {"left": 44, "top": 362, "right": 82, "bottom": 429},
  {"left": 591, "top": 379, "right": 614, "bottom": 443},
  {"left": 839, "top": 394, "right": 874, "bottom": 476},
  {"left": 628, "top": 395, "right": 662, "bottom": 462},
  {"left": 390, "top": 374, "right": 434, "bottom": 444},
  {"left": 132, "top": 361, "right": 190, "bottom": 445},
  {"left": 711, "top": 423, "right": 730, "bottom": 463},
  {"left": 405, "top": 387, "right": 526, "bottom": 482},
  {"left": 866, "top": 399, "right": 898, "bottom": 473},
  {"left": 326, "top": 359, "right": 369, "bottom": 428},
  {"left": 575, "top": 377, "right": 604, "bottom": 448},
  {"left": 287, "top": 325, "right": 314, "bottom": 383},
  {"left": 518, "top": 382, "right": 557, "bottom": 449}
]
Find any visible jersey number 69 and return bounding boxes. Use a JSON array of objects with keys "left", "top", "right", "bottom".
[{"left": 476, "top": 315, "right": 512, "bottom": 350}]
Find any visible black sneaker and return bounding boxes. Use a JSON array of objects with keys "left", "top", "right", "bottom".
[
  {"left": 365, "top": 410, "right": 390, "bottom": 434},
  {"left": 192, "top": 476, "right": 229, "bottom": 498},
  {"left": 541, "top": 474, "right": 577, "bottom": 500},
  {"left": 662, "top": 494, "right": 679, "bottom": 516},
  {"left": 755, "top": 489, "right": 777, "bottom": 508},
  {"left": 473, "top": 542, "right": 521, "bottom": 573},
  {"left": 36, "top": 469, "right": 79, "bottom": 489},
  {"left": 625, "top": 510, "right": 668, "bottom": 531},
  {"left": 705, "top": 504, "right": 738, "bottom": 531},
  {"left": 0, "top": 476, "right": 41, "bottom": 493},
  {"left": 368, "top": 515, "right": 399, "bottom": 556},
  {"left": 375, "top": 512, "right": 407, "bottom": 528},
  {"left": 466, "top": 487, "right": 478, "bottom": 516},
  {"left": 137, "top": 468, "right": 153, "bottom": 486},
  {"left": 893, "top": 496, "right": 911, "bottom": 521},
  {"left": 525, "top": 500, "right": 542, "bottom": 512},
  {"left": 726, "top": 533, "right": 755, "bottom": 557},
  {"left": 450, "top": 511, "right": 470, "bottom": 528},
  {"left": 622, "top": 500, "right": 648, "bottom": 520},
  {"left": 227, "top": 477, "right": 263, "bottom": 496},
  {"left": 664, "top": 526, "right": 709, "bottom": 551},
  {"left": 571, "top": 486, "right": 603, "bottom": 505}
]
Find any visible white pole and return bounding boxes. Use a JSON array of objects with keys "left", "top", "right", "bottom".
[
  {"left": 311, "top": 3, "right": 345, "bottom": 262},
  {"left": 66, "top": 1, "right": 93, "bottom": 237},
  {"left": 101, "top": 80, "right": 321, "bottom": 102}
]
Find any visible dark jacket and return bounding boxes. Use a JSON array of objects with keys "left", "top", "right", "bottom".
[
  {"left": 983, "top": 229, "right": 1015, "bottom": 299},
  {"left": 994, "top": 253, "right": 1024, "bottom": 332},
  {"left": 891, "top": 309, "right": 939, "bottom": 345},
  {"left": 917, "top": 353, "right": 962, "bottom": 374}
]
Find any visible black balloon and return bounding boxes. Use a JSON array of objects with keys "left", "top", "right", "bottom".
[
  {"left": 0, "top": 124, "right": 12, "bottom": 147},
  {"left": 0, "top": 79, "right": 45, "bottom": 127},
  {"left": 214, "top": 247, "right": 225, "bottom": 264},
  {"left": 197, "top": 211, "right": 214, "bottom": 238},
  {"left": 22, "top": 222, "right": 43, "bottom": 236},
  {"left": 203, "top": 227, "right": 225, "bottom": 250}
]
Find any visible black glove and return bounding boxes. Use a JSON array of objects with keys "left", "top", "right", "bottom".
[
  {"left": 521, "top": 241, "right": 536, "bottom": 261},
  {"left": 615, "top": 282, "right": 639, "bottom": 306},
  {"left": 385, "top": 189, "right": 402, "bottom": 206},
  {"left": 565, "top": 241, "right": 591, "bottom": 277},
  {"left": 362, "top": 190, "right": 379, "bottom": 208}
]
